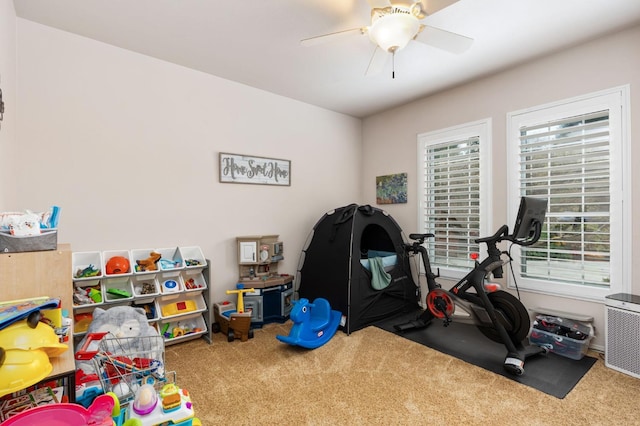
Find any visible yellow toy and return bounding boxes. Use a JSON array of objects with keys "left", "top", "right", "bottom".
[
  {"left": 161, "top": 300, "right": 197, "bottom": 317},
  {"left": 212, "top": 283, "right": 256, "bottom": 342},
  {"left": 225, "top": 283, "right": 255, "bottom": 313}
]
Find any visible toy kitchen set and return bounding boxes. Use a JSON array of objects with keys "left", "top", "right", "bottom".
[{"left": 234, "top": 235, "right": 293, "bottom": 327}]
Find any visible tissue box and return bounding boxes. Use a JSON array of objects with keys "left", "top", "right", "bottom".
[{"left": 0, "top": 230, "right": 58, "bottom": 253}]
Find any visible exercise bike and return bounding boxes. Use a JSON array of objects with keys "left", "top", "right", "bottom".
[{"left": 394, "top": 197, "right": 548, "bottom": 375}]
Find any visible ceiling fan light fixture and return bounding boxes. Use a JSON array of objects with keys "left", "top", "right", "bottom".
[{"left": 368, "top": 12, "right": 420, "bottom": 52}]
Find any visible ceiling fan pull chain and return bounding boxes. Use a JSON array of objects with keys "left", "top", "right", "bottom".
[{"left": 392, "top": 50, "right": 395, "bottom": 79}]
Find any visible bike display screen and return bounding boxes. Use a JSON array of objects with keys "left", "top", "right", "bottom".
[{"left": 512, "top": 197, "right": 547, "bottom": 241}]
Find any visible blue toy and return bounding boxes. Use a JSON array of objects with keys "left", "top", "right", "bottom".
[{"left": 276, "top": 298, "right": 341, "bottom": 349}]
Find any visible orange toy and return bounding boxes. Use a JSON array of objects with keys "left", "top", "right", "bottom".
[
  {"left": 106, "top": 256, "right": 130, "bottom": 275},
  {"left": 136, "top": 251, "right": 161, "bottom": 272}
]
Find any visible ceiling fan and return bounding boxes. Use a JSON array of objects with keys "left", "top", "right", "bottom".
[{"left": 301, "top": 0, "right": 473, "bottom": 77}]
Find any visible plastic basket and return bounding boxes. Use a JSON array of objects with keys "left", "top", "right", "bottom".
[{"left": 92, "top": 335, "right": 168, "bottom": 405}]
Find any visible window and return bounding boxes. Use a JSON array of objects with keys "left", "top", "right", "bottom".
[
  {"left": 417, "top": 119, "right": 492, "bottom": 279},
  {"left": 507, "top": 86, "right": 630, "bottom": 300}
]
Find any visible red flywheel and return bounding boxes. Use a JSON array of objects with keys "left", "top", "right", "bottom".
[{"left": 426, "top": 288, "right": 455, "bottom": 319}]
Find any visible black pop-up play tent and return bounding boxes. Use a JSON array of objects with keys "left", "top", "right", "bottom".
[{"left": 296, "top": 204, "right": 420, "bottom": 334}]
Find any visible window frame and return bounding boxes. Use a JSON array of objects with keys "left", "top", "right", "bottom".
[
  {"left": 506, "top": 86, "right": 631, "bottom": 301},
  {"left": 417, "top": 118, "right": 492, "bottom": 279}
]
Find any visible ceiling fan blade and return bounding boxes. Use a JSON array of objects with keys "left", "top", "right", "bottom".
[
  {"left": 415, "top": 24, "right": 473, "bottom": 54},
  {"left": 365, "top": 46, "right": 389, "bottom": 76},
  {"left": 300, "top": 27, "right": 364, "bottom": 47},
  {"left": 420, "top": 0, "right": 459, "bottom": 16},
  {"left": 366, "top": 0, "right": 392, "bottom": 9}
]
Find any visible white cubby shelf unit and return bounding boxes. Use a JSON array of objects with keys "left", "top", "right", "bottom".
[{"left": 71, "top": 246, "right": 211, "bottom": 346}]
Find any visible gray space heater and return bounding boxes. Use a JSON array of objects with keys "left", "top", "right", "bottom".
[{"left": 605, "top": 293, "right": 640, "bottom": 378}]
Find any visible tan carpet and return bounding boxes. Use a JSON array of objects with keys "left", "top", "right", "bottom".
[{"left": 165, "top": 322, "right": 640, "bottom": 425}]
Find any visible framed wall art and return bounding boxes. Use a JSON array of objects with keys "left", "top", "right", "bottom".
[
  {"left": 219, "top": 152, "right": 291, "bottom": 186},
  {"left": 376, "top": 173, "right": 407, "bottom": 204}
]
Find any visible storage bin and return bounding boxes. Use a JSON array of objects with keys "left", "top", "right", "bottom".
[
  {"left": 0, "top": 229, "right": 57, "bottom": 253},
  {"left": 156, "top": 247, "right": 184, "bottom": 271},
  {"left": 72, "top": 251, "right": 103, "bottom": 280},
  {"left": 529, "top": 328, "right": 592, "bottom": 360},
  {"left": 179, "top": 246, "right": 206, "bottom": 273},
  {"left": 132, "top": 298, "right": 160, "bottom": 322},
  {"left": 180, "top": 271, "right": 207, "bottom": 293},
  {"left": 103, "top": 277, "right": 134, "bottom": 302},
  {"left": 533, "top": 314, "right": 592, "bottom": 339},
  {"left": 158, "top": 293, "right": 207, "bottom": 319},
  {"left": 103, "top": 250, "right": 132, "bottom": 275},
  {"left": 131, "top": 275, "right": 160, "bottom": 297},
  {"left": 158, "top": 274, "right": 184, "bottom": 296},
  {"left": 159, "top": 313, "right": 207, "bottom": 343},
  {"left": 73, "top": 280, "right": 104, "bottom": 307},
  {"left": 73, "top": 306, "right": 96, "bottom": 336},
  {"left": 131, "top": 248, "right": 162, "bottom": 274}
]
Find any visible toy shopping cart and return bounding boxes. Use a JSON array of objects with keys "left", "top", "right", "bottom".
[{"left": 92, "top": 335, "right": 168, "bottom": 405}]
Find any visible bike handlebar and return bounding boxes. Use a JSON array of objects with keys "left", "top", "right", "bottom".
[
  {"left": 473, "top": 220, "right": 543, "bottom": 247},
  {"left": 475, "top": 224, "right": 509, "bottom": 244}
]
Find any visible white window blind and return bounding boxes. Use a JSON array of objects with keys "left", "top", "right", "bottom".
[
  {"left": 418, "top": 119, "right": 491, "bottom": 279},
  {"left": 422, "top": 137, "right": 480, "bottom": 271},
  {"left": 507, "top": 86, "right": 630, "bottom": 300},
  {"left": 518, "top": 110, "right": 611, "bottom": 287}
]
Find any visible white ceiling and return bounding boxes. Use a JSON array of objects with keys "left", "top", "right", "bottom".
[{"left": 13, "top": 0, "right": 640, "bottom": 118}]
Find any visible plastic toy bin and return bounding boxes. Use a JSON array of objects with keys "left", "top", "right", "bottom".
[
  {"left": 159, "top": 313, "right": 207, "bottom": 343},
  {"left": 131, "top": 275, "right": 160, "bottom": 297},
  {"left": 73, "top": 280, "right": 103, "bottom": 307},
  {"left": 529, "top": 328, "right": 591, "bottom": 360},
  {"left": 103, "top": 277, "right": 134, "bottom": 303},
  {"left": 158, "top": 293, "right": 206, "bottom": 319},
  {"left": 156, "top": 247, "right": 184, "bottom": 271},
  {"left": 158, "top": 274, "right": 184, "bottom": 296},
  {"left": 131, "top": 248, "right": 161, "bottom": 274},
  {"left": 132, "top": 298, "right": 160, "bottom": 322},
  {"left": 102, "top": 250, "right": 132, "bottom": 275},
  {"left": 73, "top": 306, "right": 96, "bottom": 335},
  {"left": 180, "top": 271, "right": 207, "bottom": 293},
  {"left": 179, "top": 246, "right": 206, "bottom": 273},
  {"left": 72, "top": 251, "right": 103, "bottom": 280}
]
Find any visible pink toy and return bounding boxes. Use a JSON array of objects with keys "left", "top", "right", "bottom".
[{"left": 0, "top": 393, "right": 115, "bottom": 426}]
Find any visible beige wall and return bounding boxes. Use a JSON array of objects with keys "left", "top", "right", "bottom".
[
  {"left": 0, "top": 0, "right": 16, "bottom": 204},
  {"left": 10, "top": 18, "right": 363, "bottom": 304},
  {"left": 362, "top": 24, "right": 640, "bottom": 348}
]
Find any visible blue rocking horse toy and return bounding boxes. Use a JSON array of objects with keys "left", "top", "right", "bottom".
[{"left": 276, "top": 298, "right": 342, "bottom": 349}]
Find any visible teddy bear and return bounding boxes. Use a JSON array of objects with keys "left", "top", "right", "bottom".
[
  {"left": 136, "top": 251, "right": 162, "bottom": 272},
  {"left": 75, "top": 306, "right": 162, "bottom": 390}
]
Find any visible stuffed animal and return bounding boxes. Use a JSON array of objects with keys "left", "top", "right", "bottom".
[
  {"left": 136, "top": 251, "right": 161, "bottom": 272},
  {"left": 75, "top": 306, "right": 161, "bottom": 375}
]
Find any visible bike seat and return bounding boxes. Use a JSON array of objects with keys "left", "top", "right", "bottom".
[{"left": 409, "top": 233, "right": 434, "bottom": 241}]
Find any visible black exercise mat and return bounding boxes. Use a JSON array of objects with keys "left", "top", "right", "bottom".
[{"left": 374, "top": 309, "right": 597, "bottom": 399}]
